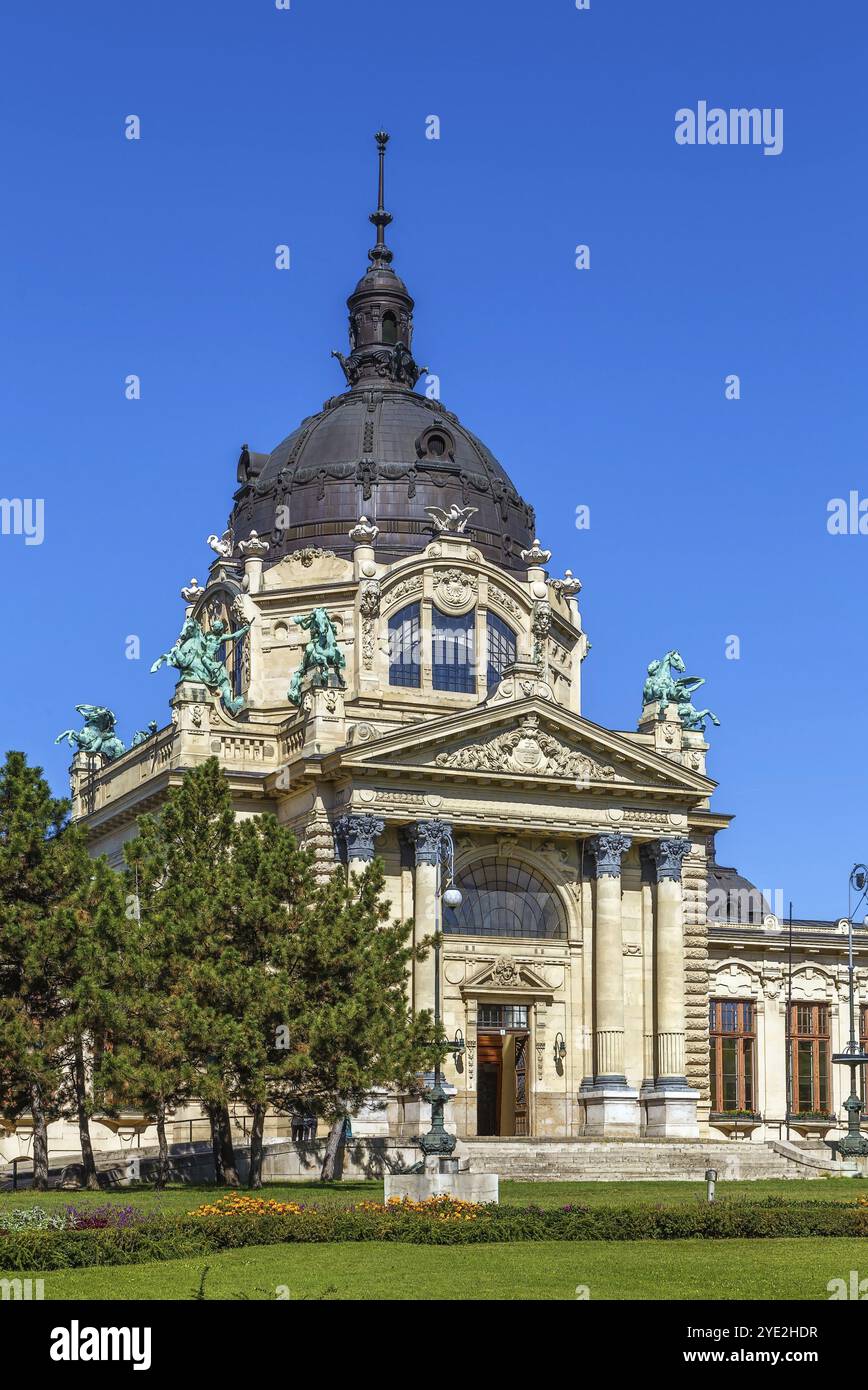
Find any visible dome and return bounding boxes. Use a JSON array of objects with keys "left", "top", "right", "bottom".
[
  {"left": 707, "top": 862, "right": 771, "bottom": 924},
  {"left": 228, "top": 132, "right": 536, "bottom": 573},
  {"left": 231, "top": 387, "right": 536, "bottom": 571}
]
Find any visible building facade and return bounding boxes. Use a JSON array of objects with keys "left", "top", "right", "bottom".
[{"left": 4, "top": 135, "right": 865, "bottom": 1164}]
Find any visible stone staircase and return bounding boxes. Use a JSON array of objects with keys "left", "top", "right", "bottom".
[{"left": 461, "top": 1137, "right": 846, "bottom": 1181}]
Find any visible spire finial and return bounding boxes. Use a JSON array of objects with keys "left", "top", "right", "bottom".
[{"left": 369, "top": 130, "right": 393, "bottom": 266}]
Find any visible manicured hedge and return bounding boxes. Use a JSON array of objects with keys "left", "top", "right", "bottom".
[{"left": 2, "top": 1198, "right": 867, "bottom": 1272}]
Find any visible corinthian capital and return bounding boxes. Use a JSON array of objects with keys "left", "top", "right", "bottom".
[
  {"left": 585, "top": 832, "right": 632, "bottom": 878},
  {"left": 333, "top": 813, "right": 384, "bottom": 863},
  {"left": 405, "top": 819, "right": 453, "bottom": 867},
  {"left": 642, "top": 837, "right": 691, "bottom": 883}
]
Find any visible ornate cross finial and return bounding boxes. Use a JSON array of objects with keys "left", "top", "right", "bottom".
[{"left": 369, "top": 130, "right": 394, "bottom": 267}]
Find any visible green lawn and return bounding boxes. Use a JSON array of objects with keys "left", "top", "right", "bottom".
[
  {"left": 13, "top": 1237, "right": 864, "bottom": 1301},
  {"left": 0, "top": 1175, "right": 863, "bottom": 1215}
]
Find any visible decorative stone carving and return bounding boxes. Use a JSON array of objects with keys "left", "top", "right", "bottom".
[
  {"left": 584, "top": 832, "right": 632, "bottom": 878},
  {"left": 492, "top": 958, "right": 519, "bottom": 986},
  {"left": 609, "top": 808, "right": 668, "bottom": 828},
  {"left": 521, "top": 537, "right": 552, "bottom": 566},
  {"left": 488, "top": 584, "right": 523, "bottom": 621},
  {"left": 642, "top": 837, "right": 691, "bottom": 883},
  {"left": 434, "top": 714, "right": 616, "bottom": 781},
  {"left": 359, "top": 581, "right": 381, "bottom": 618},
  {"left": 333, "top": 813, "right": 385, "bottom": 863},
  {"left": 181, "top": 578, "right": 204, "bottom": 604},
  {"left": 424, "top": 504, "right": 478, "bottom": 535},
  {"left": 432, "top": 568, "right": 477, "bottom": 612},
  {"left": 359, "top": 580, "right": 381, "bottom": 671},
  {"left": 346, "top": 721, "right": 384, "bottom": 745},
  {"left": 239, "top": 530, "right": 269, "bottom": 559},
  {"left": 531, "top": 601, "right": 552, "bottom": 666},
  {"left": 350, "top": 516, "right": 379, "bottom": 545},
  {"left": 551, "top": 569, "right": 582, "bottom": 599},
  {"left": 291, "top": 547, "right": 337, "bottom": 567},
  {"left": 384, "top": 574, "right": 423, "bottom": 607},
  {"left": 405, "top": 819, "right": 452, "bottom": 866},
  {"left": 207, "top": 530, "right": 234, "bottom": 559},
  {"left": 465, "top": 1038, "right": 476, "bottom": 1086}
]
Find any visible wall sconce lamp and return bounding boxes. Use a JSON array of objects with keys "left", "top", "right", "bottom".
[{"left": 553, "top": 1032, "right": 567, "bottom": 1063}]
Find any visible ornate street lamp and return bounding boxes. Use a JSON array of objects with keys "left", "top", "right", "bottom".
[
  {"left": 831, "top": 864, "right": 868, "bottom": 1159},
  {"left": 417, "top": 827, "right": 466, "bottom": 1162}
]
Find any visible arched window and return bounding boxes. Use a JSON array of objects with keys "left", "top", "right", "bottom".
[
  {"left": 432, "top": 606, "right": 476, "bottom": 693},
  {"left": 381, "top": 312, "right": 398, "bottom": 345},
  {"left": 486, "top": 612, "right": 517, "bottom": 689},
  {"left": 388, "top": 602, "right": 421, "bottom": 688},
  {"left": 444, "top": 856, "right": 567, "bottom": 940}
]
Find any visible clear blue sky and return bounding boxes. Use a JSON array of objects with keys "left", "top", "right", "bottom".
[{"left": 1, "top": 0, "right": 864, "bottom": 917}]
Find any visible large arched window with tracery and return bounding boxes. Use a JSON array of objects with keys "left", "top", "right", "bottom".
[{"left": 443, "top": 856, "right": 567, "bottom": 940}]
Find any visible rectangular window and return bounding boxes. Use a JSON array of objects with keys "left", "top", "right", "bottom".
[
  {"left": 486, "top": 613, "right": 517, "bottom": 690},
  {"left": 789, "top": 1002, "right": 831, "bottom": 1116},
  {"left": 477, "top": 1005, "right": 529, "bottom": 1030},
  {"left": 709, "top": 999, "right": 756, "bottom": 1114},
  {"left": 432, "top": 607, "right": 476, "bottom": 693},
  {"left": 388, "top": 603, "right": 421, "bottom": 688}
]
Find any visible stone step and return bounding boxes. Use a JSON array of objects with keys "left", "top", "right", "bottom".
[{"left": 460, "top": 1138, "right": 836, "bottom": 1181}]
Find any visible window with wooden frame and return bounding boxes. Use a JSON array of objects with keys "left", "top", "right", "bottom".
[
  {"left": 709, "top": 999, "right": 756, "bottom": 1114},
  {"left": 789, "top": 1002, "right": 831, "bottom": 1116}
]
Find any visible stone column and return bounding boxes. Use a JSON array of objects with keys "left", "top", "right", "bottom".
[
  {"left": 640, "top": 837, "right": 699, "bottom": 1138},
  {"left": 580, "top": 832, "right": 640, "bottom": 1136},
  {"left": 404, "top": 821, "right": 450, "bottom": 1016},
  {"left": 333, "top": 813, "right": 384, "bottom": 878},
  {"left": 586, "top": 833, "right": 631, "bottom": 1082}
]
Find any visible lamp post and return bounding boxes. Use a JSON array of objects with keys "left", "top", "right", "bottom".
[
  {"left": 831, "top": 864, "right": 868, "bottom": 1159},
  {"left": 417, "top": 827, "right": 466, "bottom": 1162}
]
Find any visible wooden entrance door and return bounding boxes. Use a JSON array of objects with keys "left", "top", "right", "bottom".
[
  {"left": 477, "top": 1034, "right": 502, "bottom": 1136},
  {"left": 476, "top": 1030, "right": 530, "bottom": 1136}
]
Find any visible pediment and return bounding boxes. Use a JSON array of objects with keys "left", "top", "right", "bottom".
[
  {"left": 337, "top": 697, "right": 714, "bottom": 797},
  {"left": 462, "top": 957, "right": 554, "bottom": 996}
]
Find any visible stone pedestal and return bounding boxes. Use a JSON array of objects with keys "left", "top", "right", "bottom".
[
  {"left": 385, "top": 1159, "right": 499, "bottom": 1205},
  {"left": 641, "top": 1087, "right": 700, "bottom": 1139},
  {"left": 580, "top": 1085, "right": 640, "bottom": 1137}
]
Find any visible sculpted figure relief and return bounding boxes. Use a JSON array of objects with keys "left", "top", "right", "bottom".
[
  {"left": 151, "top": 615, "right": 251, "bottom": 716},
  {"left": 287, "top": 608, "right": 347, "bottom": 706},
  {"left": 434, "top": 714, "right": 616, "bottom": 781}
]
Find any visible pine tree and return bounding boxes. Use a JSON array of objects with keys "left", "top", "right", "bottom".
[
  {"left": 95, "top": 870, "right": 196, "bottom": 1188},
  {"left": 278, "top": 858, "right": 433, "bottom": 1182},
  {"left": 23, "top": 836, "right": 128, "bottom": 1189},
  {"left": 125, "top": 759, "right": 241, "bottom": 1185},
  {"left": 0, "top": 752, "right": 70, "bottom": 1189}
]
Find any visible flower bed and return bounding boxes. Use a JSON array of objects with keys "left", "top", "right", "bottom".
[{"left": 1, "top": 1196, "right": 867, "bottom": 1273}]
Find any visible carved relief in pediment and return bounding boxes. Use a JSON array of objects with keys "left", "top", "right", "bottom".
[{"left": 433, "top": 714, "right": 617, "bottom": 781}]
